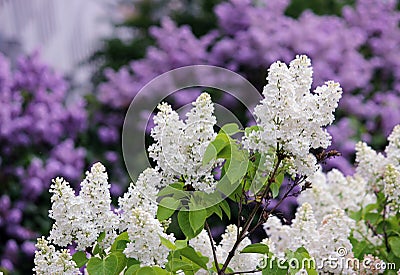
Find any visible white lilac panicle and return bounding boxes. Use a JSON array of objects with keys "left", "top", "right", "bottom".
[
  {"left": 216, "top": 225, "right": 260, "bottom": 274},
  {"left": 264, "top": 203, "right": 355, "bottom": 274},
  {"left": 148, "top": 93, "right": 218, "bottom": 193},
  {"left": 48, "top": 163, "right": 119, "bottom": 250},
  {"left": 298, "top": 169, "right": 374, "bottom": 222},
  {"left": 386, "top": 125, "right": 400, "bottom": 165},
  {"left": 299, "top": 168, "right": 380, "bottom": 246},
  {"left": 33, "top": 237, "right": 81, "bottom": 275},
  {"left": 383, "top": 164, "right": 400, "bottom": 211},
  {"left": 355, "top": 142, "right": 388, "bottom": 191},
  {"left": 384, "top": 126, "right": 400, "bottom": 209},
  {"left": 243, "top": 55, "right": 342, "bottom": 178},
  {"left": 118, "top": 168, "right": 161, "bottom": 230},
  {"left": 355, "top": 125, "right": 400, "bottom": 211},
  {"left": 123, "top": 209, "right": 175, "bottom": 267}
]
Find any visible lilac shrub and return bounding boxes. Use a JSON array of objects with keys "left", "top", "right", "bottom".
[
  {"left": 32, "top": 58, "right": 400, "bottom": 274},
  {"left": 0, "top": 52, "right": 87, "bottom": 273}
]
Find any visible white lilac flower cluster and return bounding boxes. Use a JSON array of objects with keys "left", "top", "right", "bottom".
[
  {"left": 298, "top": 169, "right": 381, "bottom": 246},
  {"left": 35, "top": 163, "right": 175, "bottom": 273},
  {"left": 148, "top": 93, "right": 218, "bottom": 193},
  {"left": 299, "top": 169, "right": 375, "bottom": 221},
  {"left": 123, "top": 209, "right": 175, "bottom": 266},
  {"left": 118, "top": 168, "right": 175, "bottom": 267},
  {"left": 190, "top": 225, "right": 260, "bottom": 274},
  {"left": 264, "top": 203, "right": 355, "bottom": 274},
  {"left": 33, "top": 237, "right": 80, "bottom": 275},
  {"left": 288, "top": 126, "right": 400, "bottom": 274},
  {"left": 356, "top": 125, "right": 400, "bottom": 211},
  {"left": 48, "top": 162, "right": 119, "bottom": 250},
  {"left": 243, "top": 55, "right": 342, "bottom": 178},
  {"left": 303, "top": 125, "right": 400, "bottom": 219},
  {"left": 118, "top": 168, "right": 161, "bottom": 230}
]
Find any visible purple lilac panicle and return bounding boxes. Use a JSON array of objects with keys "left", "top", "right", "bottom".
[{"left": 0, "top": 52, "right": 87, "bottom": 272}]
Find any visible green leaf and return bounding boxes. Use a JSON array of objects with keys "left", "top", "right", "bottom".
[
  {"left": 285, "top": 247, "right": 317, "bottom": 275},
  {"left": 221, "top": 123, "right": 240, "bottom": 135},
  {"left": 276, "top": 173, "right": 284, "bottom": 185},
  {"left": 115, "top": 240, "right": 129, "bottom": 251},
  {"left": 270, "top": 182, "right": 281, "bottom": 199},
  {"left": 126, "top": 258, "right": 140, "bottom": 268},
  {"left": 362, "top": 203, "right": 379, "bottom": 217},
  {"left": 213, "top": 132, "right": 230, "bottom": 152},
  {"left": 189, "top": 203, "right": 207, "bottom": 232},
  {"left": 179, "top": 246, "right": 208, "bottom": 269},
  {"left": 217, "top": 144, "right": 232, "bottom": 159},
  {"left": 241, "top": 243, "right": 269, "bottom": 254},
  {"left": 136, "top": 267, "right": 156, "bottom": 275},
  {"left": 72, "top": 251, "right": 88, "bottom": 268},
  {"left": 364, "top": 212, "right": 381, "bottom": 224},
  {"left": 97, "top": 231, "right": 106, "bottom": 243},
  {"left": 86, "top": 255, "right": 118, "bottom": 275},
  {"left": 349, "top": 210, "right": 362, "bottom": 221},
  {"left": 92, "top": 243, "right": 103, "bottom": 256},
  {"left": 389, "top": 236, "right": 400, "bottom": 257},
  {"left": 152, "top": 266, "right": 169, "bottom": 274},
  {"left": 110, "top": 251, "right": 127, "bottom": 275},
  {"left": 157, "top": 183, "right": 185, "bottom": 198},
  {"left": 175, "top": 240, "right": 187, "bottom": 249},
  {"left": 168, "top": 259, "right": 193, "bottom": 272},
  {"left": 225, "top": 159, "right": 248, "bottom": 184},
  {"left": 206, "top": 205, "right": 223, "bottom": 219},
  {"left": 159, "top": 234, "right": 177, "bottom": 250},
  {"left": 219, "top": 200, "right": 231, "bottom": 220},
  {"left": 349, "top": 237, "right": 375, "bottom": 259},
  {"left": 111, "top": 232, "right": 130, "bottom": 252},
  {"left": 157, "top": 197, "right": 180, "bottom": 221},
  {"left": 178, "top": 210, "right": 202, "bottom": 239},
  {"left": 124, "top": 264, "right": 140, "bottom": 275},
  {"left": 202, "top": 143, "right": 217, "bottom": 165},
  {"left": 245, "top": 125, "right": 260, "bottom": 135}
]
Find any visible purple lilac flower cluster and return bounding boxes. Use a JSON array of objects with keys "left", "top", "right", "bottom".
[
  {"left": 98, "top": 0, "right": 400, "bottom": 176},
  {"left": 0, "top": 52, "right": 87, "bottom": 272}
]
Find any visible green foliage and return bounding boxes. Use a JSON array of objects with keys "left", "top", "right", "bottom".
[
  {"left": 72, "top": 251, "right": 89, "bottom": 268},
  {"left": 270, "top": 173, "right": 284, "bottom": 199},
  {"left": 130, "top": 266, "right": 169, "bottom": 275},
  {"left": 188, "top": 201, "right": 207, "bottom": 232},
  {"left": 179, "top": 247, "right": 209, "bottom": 270},
  {"left": 157, "top": 197, "right": 181, "bottom": 221},
  {"left": 110, "top": 232, "right": 130, "bottom": 252},
  {"left": 241, "top": 243, "right": 270, "bottom": 254},
  {"left": 178, "top": 210, "right": 203, "bottom": 239},
  {"left": 159, "top": 238, "right": 209, "bottom": 274},
  {"left": 288, "top": 247, "right": 317, "bottom": 275},
  {"left": 349, "top": 190, "right": 400, "bottom": 273},
  {"left": 86, "top": 254, "right": 119, "bottom": 275},
  {"left": 220, "top": 123, "right": 241, "bottom": 136},
  {"left": 388, "top": 237, "right": 400, "bottom": 258},
  {"left": 285, "top": 0, "right": 355, "bottom": 18}
]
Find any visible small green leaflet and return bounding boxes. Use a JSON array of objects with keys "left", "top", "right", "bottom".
[
  {"left": 221, "top": 123, "right": 240, "bottom": 135},
  {"left": 241, "top": 243, "right": 269, "bottom": 254}
]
